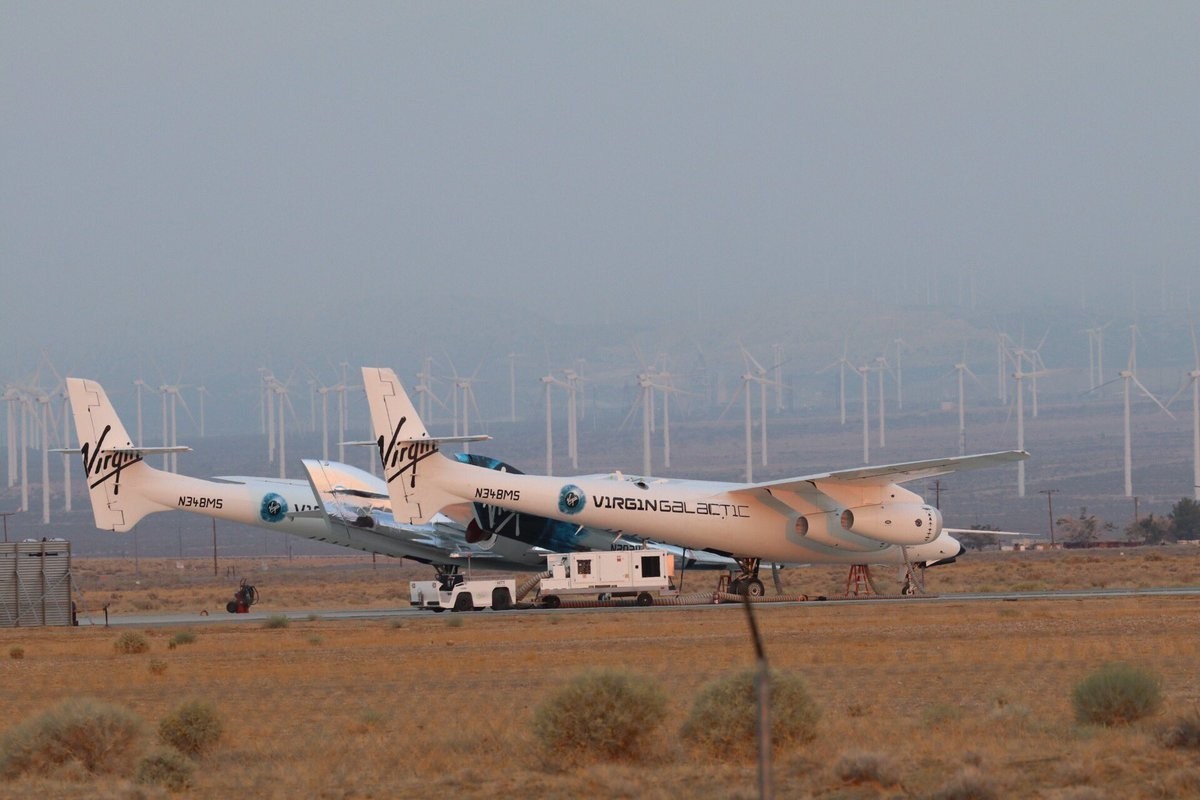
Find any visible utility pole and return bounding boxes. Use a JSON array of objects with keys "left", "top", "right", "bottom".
[
  {"left": 1039, "top": 489, "right": 1059, "bottom": 546},
  {"left": 0, "top": 510, "right": 16, "bottom": 543}
]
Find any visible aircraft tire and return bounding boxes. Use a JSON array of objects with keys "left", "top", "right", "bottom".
[{"left": 744, "top": 579, "right": 765, "bottom": 598}]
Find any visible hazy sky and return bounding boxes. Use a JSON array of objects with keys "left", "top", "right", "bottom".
[{"left": 3, "top": 2, "right": 1197, "bottom": 391}]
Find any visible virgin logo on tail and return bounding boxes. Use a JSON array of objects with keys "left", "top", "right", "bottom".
[
  {"left": 80, "top": 425, "right": 142, "bottom": 496},
  {"left": 377, "top": 417, "right": 438, "bottom": 488}
]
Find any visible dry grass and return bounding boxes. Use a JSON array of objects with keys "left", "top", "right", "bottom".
[{"left": 2, "top": 548, "right": 1198, "bottom": 798}]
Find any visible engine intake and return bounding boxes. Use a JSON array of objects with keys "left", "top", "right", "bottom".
[{"left": 839, "top": 503, "right": 942, "bottom": 546}]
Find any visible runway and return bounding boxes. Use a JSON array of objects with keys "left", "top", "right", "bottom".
[{"left": 80, "top": 584, "right": 1200, "bottom": 628}]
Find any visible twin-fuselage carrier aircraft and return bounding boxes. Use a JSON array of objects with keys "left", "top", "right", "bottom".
[
  {"left": 65, "top": 377, "right": 731, "bottom": 575},
  {"left": 363, "top": 366, "right": 1028, "bottom": 596}
]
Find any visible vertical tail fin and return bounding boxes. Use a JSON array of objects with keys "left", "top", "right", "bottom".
[
  {"left": 66, "top": 378, "right": 175, "bottom": 531},
  {"left": 361, "top": 366, "right": 463, "bottom": 524}
]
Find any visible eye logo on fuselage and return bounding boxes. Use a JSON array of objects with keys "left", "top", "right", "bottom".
[
  {"left": 261, "top": 492, "right": 288, "bottom": 523},
  {"left": 558, "top": 484, "right": 586, "bottom": 516}
]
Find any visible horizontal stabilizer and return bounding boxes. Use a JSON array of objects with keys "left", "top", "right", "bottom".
[{"left": 343, "top": 435, "right": 491, "bottom": 447}]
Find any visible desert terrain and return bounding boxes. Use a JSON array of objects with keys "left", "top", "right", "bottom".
[{"left": 1, "top": 547, "right": 1198, "bottom": 798}]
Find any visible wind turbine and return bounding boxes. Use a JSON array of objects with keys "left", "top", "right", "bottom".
[
  {"left": 893, "top": 338, "right": 908, "bottom": 410},
  {"left": 4, "top": 386, "right": 19, "bottom": 488},
  {"left": 1093, "top": 325, "right": 1174, "bottom": 497},
  {"left": 541, "top": 373, "right": 566, "bottom": 475},
  {"left": 819, "top": 341, "right": 852, "bottom": 425},
  {"left": 873, "top": 355, "right": 892, "bottom": 449},
  {"left": 952, "top": 358, "right": 982, "bottom": 456},
  {"left": 855, "top": 361, "right": 871, "bottom": 465},
  {"left": 453, "top": 375, "right": 484, "bottom": 455},
  {"left": 740, "top": 345, "right": 782, "bottom": 469},
  {"left": 1167, "top": 326, "right": 1200, "bottom": 500},
  {"left": 158, "top": 382, "right": 195, "bottom": 473}
]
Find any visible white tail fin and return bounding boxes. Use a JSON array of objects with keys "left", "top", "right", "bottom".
[
  {"left": 66, "top": 378, "right": 184, "bottom": 531},
  {"left": 361, "top": 366, "right": 469, "bottom": 524}
]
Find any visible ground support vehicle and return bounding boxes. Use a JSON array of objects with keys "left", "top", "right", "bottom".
[
  {"left": 538, "top": 548, "right": 676, "bottom": 608},
  {"left": 409, "top": 574, "right": 517, "bottom": 612}
]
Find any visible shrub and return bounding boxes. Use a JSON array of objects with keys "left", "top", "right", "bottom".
[
  {"left": 0, "top": 697, "right": 145, "bottom": 777},
  {"left": 113, "top": 631, "right": 150, "bottom": 654},
  {"left": 532, "top": 669, "right": 667, "bottom": 764},
  {"left": 9, "top": 646, "right": 24, "bottom": 660},
  {"left": 158, "top": 700, "right": 223, "bottom": 757},
  {"left": 928, "top": 767, "right": 998, "bottom": 800},
  {"left": 1072, "top": 663, "right": 1162, "bottom": 726},
  {"left": 169, "top": 630, "right": 197, "bottom": 647},
  {"left": 135, "top": 746, "right": 194, "bottom": 791},
  {"left": 264, "top": 615, "right": 290, "bottom": 629},
  {"left": 833, "top": 750, "right": 900, "bottom": 786},
  {"left": 1160, "top": 707, "right": 1200, "bottom": 749},
  {"left": 681, "top": 668, "right": 820, "bottom": 760},
  {"left": 148, "top": 659, "right": 168, "bottom": 676}
]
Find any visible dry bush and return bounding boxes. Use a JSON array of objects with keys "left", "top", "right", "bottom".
[
  {"left": 833, "top": 749, "right": 900, "bottom": 787},
  {"left": 532, "top": 669, "right": 667, "bottom": 764},
  {"left": 169, "top": 630, "right": 197, "bottom": 646},
  {"left": 0, "top": 697, "right": 145, "bottom": 778},
  {"left": 1159, "top": 706, "right": 1200, "bottom": 749},
  {"left": 264, "top": 614, "right": 291, "bottom": 629},
  {"left": 135, "top": 746, "right": 195, "bottom": 791},
  {"left": 112, "top": 630, "right": 149, "bottom": 654},
  {"left": 148, "top": 659, "right": 168, "bottom": 676},
  {"left": 680, "top": 668, "right": 820, "bottom": 760},
  {"left": 8, "top": 646, "right": 23, "bottom": 660},
  {"left": 1072, "top": 663, "right": 1162, "bottom": 726},
  {"left": 158, "top": 699, "right": 223, "bottom": 757},
  {"left": 928, "top": 766, "right": 999, "bottom": 800}
]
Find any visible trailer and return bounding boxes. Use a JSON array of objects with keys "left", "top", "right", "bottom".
[
  {"left": 409, "top": 573, "right": 517, "bottom": 612},
  {"left": 538, "top": 548, "right": 675, "bottom": 608}
]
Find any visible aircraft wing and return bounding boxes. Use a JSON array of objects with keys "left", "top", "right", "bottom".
[{"left": 729, "top": 450, "right": 1029, "bottom": 510}]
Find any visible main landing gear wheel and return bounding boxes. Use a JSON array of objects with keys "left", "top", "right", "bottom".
[{"left": 728, "top": 558, "right": 766, "bottom": 597}]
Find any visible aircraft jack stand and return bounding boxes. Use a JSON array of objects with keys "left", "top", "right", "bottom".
[{"left": 845, "top": 564, "right": 875, "bottom": 597}]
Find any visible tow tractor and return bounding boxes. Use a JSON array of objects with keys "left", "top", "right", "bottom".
[{"left": 409, "top": 571, "right": 517, "bottom": 612}]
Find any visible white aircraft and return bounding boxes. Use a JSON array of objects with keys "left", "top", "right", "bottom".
[
  {"left": 362, "top": 366, "right": 1029, "bottom": 595},
  {"left": 67, "top": 377, "right": 729, "bottom": 574}
]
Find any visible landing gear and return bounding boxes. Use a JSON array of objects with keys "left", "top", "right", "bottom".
[
  {"left": 900, "top": 548, "right": 927, "bottom": 596},
  {"left": 726, "top": 558, "right": 766, "bottom": 597}
]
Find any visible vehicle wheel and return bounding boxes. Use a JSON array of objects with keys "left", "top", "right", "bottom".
[
  {"left": 492, "top": 588, "right": 512, "bottom": 611},
  {"left": 744, "top": 579, "right": 765, "bottom": 598},
  {"left": 543, "top": 595, "right": 561, "bottom": 609},
  {"left": 432, "top": 607, "right": 445, "bottom": 613},
  {"left": 226, "top": 601, "right": 238, "bottom": 614},
  {"left": 636, "top": 592, "right": 653, "bottom": 607},
  {"left": 452, "top": 592, "right": 474, "bottom": 612}
]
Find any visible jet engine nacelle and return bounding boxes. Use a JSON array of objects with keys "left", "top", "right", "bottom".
[
  {"left": 464, "top": 519, "right": 498, "bottom": 550},
  {"left": 839, "top": 503, "right": 942, "bottom": 546}
]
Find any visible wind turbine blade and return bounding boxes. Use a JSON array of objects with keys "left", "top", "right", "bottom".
[{"left": 1131, "top": 375, "right": 1176, "bottom": 419}]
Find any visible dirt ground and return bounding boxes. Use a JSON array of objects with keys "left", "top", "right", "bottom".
[{"left": 2, "top": 547, "right": 1199, "bottom": 799}]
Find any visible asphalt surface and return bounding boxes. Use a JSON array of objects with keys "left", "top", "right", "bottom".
[{"left": 77, "top": 585, "right": 1200, "bottom": 628}]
